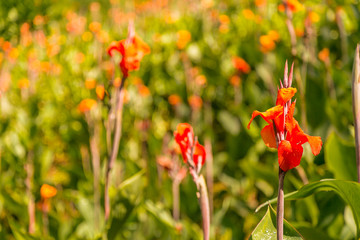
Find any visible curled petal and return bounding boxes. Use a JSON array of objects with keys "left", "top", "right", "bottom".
[
  {"left": 260, "top": 124, "right": 277, "bottom": 148},
  {"left": 306, "top": 135, "right": 322, "bottom": 156},
  {"left": 276, "top": 87, "right": 297, "bottom": 105},
  {"left": 107, "top": 44, "right": 121, "bottom": 57},
  {"left": 247, "top": 105, "right": 283, "bottom": 129},
  {"left": 194, "top": 142, "right": 206, "bottom": 168},
  {"left": 278, "top": 140, "right": 303, "bottom": 172}
]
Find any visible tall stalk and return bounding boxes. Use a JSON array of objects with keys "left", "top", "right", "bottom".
[
  {"left": 352, "top": 44, "right": 360, "bottom": 183},
  {"left": 105, "top": 76, "right": 126, "bottom": 221},
  {"left": 277, "top": 168, "right": 286, "bottom": 240}
]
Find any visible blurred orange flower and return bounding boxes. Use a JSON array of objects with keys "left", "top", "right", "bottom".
[
  {"left": 40, "top": 184, "right": 57, "bottom": 199},
  {"left": 176, "top": 30, "right": 191, "bottom": 49},
  {"left": 195, "top": 75, "right": 207, "bottom": 86},
  {"left": 89, "top": 22, "right": 102, "bottom": 33},
  {"left": 96, "top": 85, "right": 105, "bottom": 100},
  {"left": 113, "top": 77, "right": 121, "bottom": 87},
  {"left": 255, "top": 0, "right": 266, "bottom": 7},
  {"left": 138, "top": 84, "right": 150, "bottom": 97},
  {"left": 308, "top": 11, "right": 320, "bottom": 23},
  {"left": 188, "top": 95, "right": 203, "bottom": 109},
  {"left": 85, "top": 79, "right": 96, "bottom": 89},
  {"left": 168, "top": 94, "right": 182, "bottom": 106},
  {"left": 232, "top": 57, "right": 250, "bottom": 74},
  {"left": 318, "top": 48, "right": 330, "bottom": 63},
  {"left": 78, "top": 99, "right": 97, "bottom": 112},
  {"left": 18, "top": 78, "right": 30, "bottom": 89},
  {"left": 219, "top": 15, "right": 230, "bottom": 25},
  {"left": 295, "top": 27, "right": 304, "bottom": 37},
  {"left": 34, "top": 15, "right": 45, "bottom": 26},
  {"left": 242, "top": 9, "right": 255, "bottom": 20},
  {"left": 260, "top": 32, "right": 279, "bottom": 53},
  {"left": 230, "top": 75, "right": 241, "bottom": 87}
]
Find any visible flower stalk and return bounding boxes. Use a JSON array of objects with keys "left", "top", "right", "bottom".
[
  {"left": 277, "top": 168, "right": 286, "bottom": 240},
  {"left": 105, "top": 75, "right": 126, "bottom": 221},
  {"left": 352, "top": 43, "right": 360, "bottom": 183}
]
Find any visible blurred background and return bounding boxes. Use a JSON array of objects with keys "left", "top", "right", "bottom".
[{"left": 0, "top": 0, "right": 359, "bottom": 239}]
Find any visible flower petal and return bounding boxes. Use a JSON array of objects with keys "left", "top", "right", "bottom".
[
  {"left": 306, "top": 135, "right": 322, "bottom": 156},
  {"left": 278, "top": 140, "right": 303, "bottom": 171},
  {"left": 247, "top": 105, "right": 283, "bottom": 129},
  {"left": 260, "top": 124, "right": 277, "bottom": 148},
  {"left": 276, "top": 87, "right": 297, "bottom": 105}
]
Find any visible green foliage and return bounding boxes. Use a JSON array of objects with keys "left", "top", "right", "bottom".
[{"left": 249, "top": 205, "right": 303, "bottom": 240}]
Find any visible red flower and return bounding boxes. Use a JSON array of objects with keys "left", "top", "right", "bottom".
[
  {"left": 174, "top": 123, "right": 194, "bottom": 163},
  {"left": 247, "top": 62, "right": 322, "bottom": 171},
  {"left": 174, "top": 123, "right": 206, "bottom": 173},
  {"left": 232, "top": 57, "right": 250, "bottom": 74},
  {"left": 108, "top": 35, "right": 150, "bottom": 77},
  {"left": 193, "top": 142, "right": 206, "bottom": 172}
]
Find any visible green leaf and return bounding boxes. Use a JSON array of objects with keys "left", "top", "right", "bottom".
[
  {"left": 256, "top": 179, "right": 360, "bottom": 237},
  {"left": 249, "top": 205, "right": 303, "bottom": 240},
  {"left": 325, "top": 132, "right": 357, "bottom": 181}
]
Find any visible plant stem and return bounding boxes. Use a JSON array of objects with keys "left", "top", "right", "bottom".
[
  {"left": 105, "top": 76, "right": 126, "bottom": 221},
  {"left": 277, "top": 168, "right": 286, "bottom": 240},
  {"left": 25, "top": 151, "right": 35, "bottom": 234},
  {"left": 352, "top": 44, "right": 360, "bottom": 183},
  {"left": 198, "top": 175, "right": 210, "bottom": 240},
  {"left": 283, "top": 1, "right": 297, "bottom": 56},
  {"left": 172, "top": 179, "right": 180, "bottom": 221}
]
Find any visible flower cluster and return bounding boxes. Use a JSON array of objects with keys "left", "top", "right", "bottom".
[
  {"left": 247, "top": 62, "right": 322, "bottom": 172},
  {"left": 174, "top": 123, "right": 206, "bottom": 174}
]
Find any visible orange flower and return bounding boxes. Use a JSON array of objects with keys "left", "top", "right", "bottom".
[
  {"left": 138, "top": 84, "right": 150, "bottom": 97},
  {"left": 168, "top": 94, "right": 182, "bottom": 106},
  {"left": 176, "top": 30, "right": 191, "bottom": 49},
  {"left": 242, "top": 9, "right": 255, "bottom": 20},
  {"left": 108, "top": 34, "right": 150, "bottom": 77},
  {"left": 232, "top": 57, "right": 250, "bottom": 74},
  {"left": 280, "top": 0, "right": 304, "bottom": 13},
  {"left": 219, "top": 15, "right": 230, "bottom": 25},
  {"left": 230, "top": 75, "right": 241, "bottom": 87},
  {"left": 85, "top": 78, "right": 96, "bottom": 89},
  {"left": 78, "top": 99, "right": 97, "bottom": 112},
  {"left": 18, "top": 78, "right": 30, "bottom": 89},
  {"left": 255, "top": 0, "right": 266, "bottom": 7},
  {"left": 248, "top": 62, "right": 322, "bottom": 171},
  {"left": 188, "top": 95, "right": 203, "bottom": 109},
  {"left": 96, "top": 85, "right": 105, "bottom": 100},
  {"left": 260, "top": 35, "right": 276, "bottom": 53},
  {"left": 89, "top": 22, "right": 102, "bottom": 33},
  {"left": 113, "top": 77, "right": 122, "bottom": 87},
  {"left": 195, "top": 75, "right": 207, "bottom": 86},
  {"left": 40, "top": 184, "right": 57, "bottom": 199},
  {"left": 308, "top": 11, "right": 320, "bottom": 23},
  {"left": 34, "top": 15, "right": 45, "bottom": 26},
  {"left": 318, "top": 48, "right": 330, "bottom": 63}
]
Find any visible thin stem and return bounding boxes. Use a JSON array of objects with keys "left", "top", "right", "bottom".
[
  {"left": 198, "top": 175, "right": 210, "bottom": 240},
  {"left": 172, "top": 180, "right": 180, "bottom": 221},
  {"left": 25, "top": 151, "right": 35, "bottom": 234},
  {"left": 105, "top": 76, "right": 126, "bottom": 221},
  {"left": 277, "top": 168, "right": 286, "bottom": 240},
  {"left": 204, "top": 138, "right": 213, "bottom": 221},
  {"left": 87, "top": 114, "right": 101, "bottom": 232},
  {"left": 283, "top": 1, "right": 297, "bottom": 56},
  {"left": 352, "top": 44, "right": 360, "bottom": 183},
  {"left": 189, "top": 168, "right": 210, "bottom": 240}
]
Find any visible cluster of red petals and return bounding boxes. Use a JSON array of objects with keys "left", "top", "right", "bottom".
[
  {"left": 248, "top": 87, "right": 322, "bottom": 172},
  {"left": 174, "top": 123, "right": 206, "bottom": 172},
  {"left": 108, "top": 35, "right": 150, "bottom": 77}
]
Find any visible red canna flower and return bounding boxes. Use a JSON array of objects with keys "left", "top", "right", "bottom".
[
  {"left": 174, "top": 123, "right": 194, "bottom": 163},
  {"left": 174, "top": 123, "right": 206, "bottom": 174},
  {"left": 108, "top": 22, "right": 150, "bottom": 77},
  {"left": 247, "top": 62, "right": 322, "bottom": 172}
]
